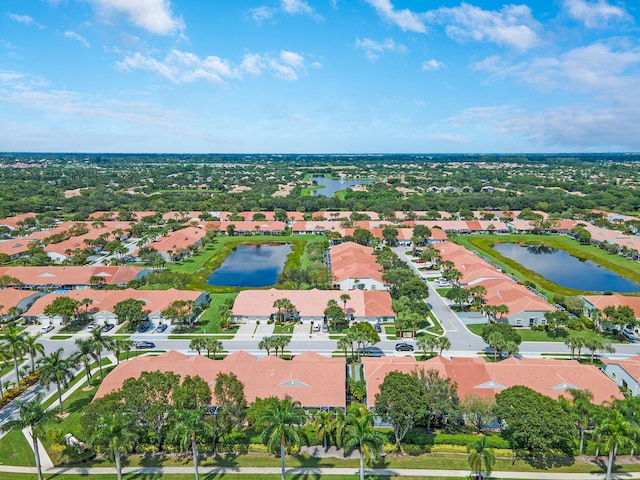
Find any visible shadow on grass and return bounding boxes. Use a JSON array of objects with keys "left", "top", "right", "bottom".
[{"left": 520, "top": 455, "right": 575, "bottom": 469}]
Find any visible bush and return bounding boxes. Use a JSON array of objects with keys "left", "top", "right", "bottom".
[
  {"left": 403, "top": 429, "right": 435, "bottom": 445},
  {"left": 402, "top": 444, "right": 430, "bottom": 455},
  {"left": 433, "top": 433, "right": 509, "bottom": 449},
  {"left": 430, "top": 444, "right": 467, "bottom": 453}
]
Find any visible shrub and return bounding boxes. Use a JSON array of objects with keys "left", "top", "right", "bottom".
[
  {"left": 430, "top": 444, "right": 467, "bottom": 453},
  {"left": 402, "top": 444, "right": 430, "bottom": 455}
]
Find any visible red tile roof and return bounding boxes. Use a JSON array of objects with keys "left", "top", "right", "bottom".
[
  {"left": 363, "top": 356, "right": 622, "bottom": 407},
  {"left": 330, "top": 242, "right": 384, "bottom": 284},
  {"left": 95, "top": 350, "right": 346, "bottom": 408},
  {"left": 0, "top": 266, "right": 146, "bottom": 287}
]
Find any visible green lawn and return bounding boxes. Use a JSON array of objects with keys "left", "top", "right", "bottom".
[
  {"left": 175, "top": 293, "right": 239, "bottom": 335},
  {"left": 50, "top": 334, "right": 73, "bottom": 340},
  {"left": 0, "top": 430, "right": 36, "bottom": 467},
  {"left": 466, "top": 323, "right": 609, "bottom": 344}
]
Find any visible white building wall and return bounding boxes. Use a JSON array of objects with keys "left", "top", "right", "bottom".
[{"left": 602, "top": 363, "right": 640, "bottom": 396}]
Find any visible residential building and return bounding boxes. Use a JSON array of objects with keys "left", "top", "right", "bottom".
[
  {"left": 602, "top": 356, "right": 640, "bottom": 396},
  {"left": 330, "top": 241, "right": 386, "bottom": 290}
]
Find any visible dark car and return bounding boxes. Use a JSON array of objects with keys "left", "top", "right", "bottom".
[
  {"left": 135, "top": 341, "right": 156, "bottom": 349},
  {"left": 374, "top": 324, "right": 382, "bottom": 333},
  {"left": 136, "top": 322, "right": 151, "bottom": 333},
  {"left": 395, "top": 342, "right": 414, "bottom": 352},
  {"left": 156, "top": 324, "right": 168, "bottom": 333},
  {"left": 102, "top": 323, "right": 115, "bottom": 332}
]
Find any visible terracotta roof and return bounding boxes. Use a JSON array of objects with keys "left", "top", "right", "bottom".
[
  {"left": 95, "top": 350, "right": 346, "bottom": 408},
  {"left": 26, "top": 288, "right": 203, "bottom": 317},
  {"left": 200, "top": 221, "right": 286, "bottom": 233},
  {"left": 0, "top": 213, "right": 37, "bottom": 229},
  {"left": 330, "top": 242, "right": 384, "bottom": 284},
  {"left": 583, "top": 294, "right": 640, "bottom": 318},
  {"left": 0, "top": 288, "right": 41, "bottom": 310},
  {"left": 602, "top": 356, "right": 640, "bottom": 384},
  {"left": 232, "top": 288, "right": 394, "bottom": 319},
  {"left": 143, "top": 227, "right": 206, "bottom": 253},
  {"left": 0, "top": 239, "right": 33, "bottom": 256},
  {"left": 363, "top": 356, "right": 622, "bottom": 407},
  {"left": 0, "top": 266, "right": 146, "bottom": 287}
]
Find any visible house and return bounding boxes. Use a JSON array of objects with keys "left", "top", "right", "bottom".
[
  {"left": 140, "top": 227, "right": 207, "bottom": 261},
  {"left": 601, "top": 356, "right": 640, "bottom": 396},
  {"left": 200, "top": 221, "right": 286, "bottom": 235},
  {"left": 363, "top": 356, "right": 623, "bottom": 408},
  {"left": 330, "top": 242, "right": 386, "bottom": 291},
  {"left": 24, "top": 288, "right": 209, "bottom": 326},
  {"left": 231, "top": 288, "right": 395, "bottom": 324},
  {"left": 0, "top": 288, "right": 45, "bottom": 321},
  {"left": 0, "top": 266, "right": 149, "bottom": 290},
  {"left": 0, "top": 213, "right": 37, "bottom": 230},
  {"left": 0, "top": 239, "right": 34, "bottom": 260},
  {"left": 94, "top": 350, "right": 347, "bottom": 410}
]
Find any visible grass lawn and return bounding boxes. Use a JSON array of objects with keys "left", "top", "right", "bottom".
[
  {"left": 273, "top": 324, "right": 295, "bottom": 335},
  {"left": 173, "top": 293, "right": 239, "bottom": 335},
  {"left": 50, "top": 334, "right": 73, "bottom": 340},
  {"left": 0, "top": 430, "right": 36, "bottom": 467},
  {"left": 0, "top": 475, "right": 468, "bottom": 480},
  {"left": 453, "top": 234, "right": 640, "bottom": 297},
  {"left": 466, "top": 323, "right": 611, "bottom": 344}
]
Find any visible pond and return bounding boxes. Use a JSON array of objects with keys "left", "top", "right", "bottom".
[
  {"left": 493, "top": 243, "right": 640, "bottom": 293},
  {"left": 310, "top": 176, "right": 371, "bottom": 197},
  {"left": 206, "top": 244, "right": 293, "bottom": 287}
]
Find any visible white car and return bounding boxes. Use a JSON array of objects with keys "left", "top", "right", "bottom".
[
  {"left": 312, "top": 322, "right": 321, "bottom": 332},
  {"left": 40, "top": 325, "right": 55, "bottom": 333},
  {"left": 86, "top": 323, "right": 99, "bottom": 330}
]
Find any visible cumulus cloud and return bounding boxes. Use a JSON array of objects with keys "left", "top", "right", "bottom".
[
  {"left": 429, "top": 3, "right": 540, "bottom": 51},
  {"left": 563, "top": 0, "right": 629, "bottom": 28},
  {"left": 248, "top": 0, "right": 321, "bottom": 23},
  {"left": 364, "top": 0, "right": 427, "bottom": 33},
  {"left": 117, "top": 49, "right": 311, "bottom": 83},
  {"left": 281, "top": 0, "right": 319, "bottom": 18},
  {"left": 116, "top": 50, "right": 236, "bottom": 85},
  {"left": 355, "top": 37, "right": 406, "bottom": 61},
  {"left": 248, "top": 6, "right": 275, "bottom": 24},
  {"left": 421, "top": 59, "right": 444, "bottom": 71},
  {"left": 87, "top": 0, "right": 184, "bottom": 35},
  {"left": 64, "top": 31, "right": 90, "bottom": 48}
]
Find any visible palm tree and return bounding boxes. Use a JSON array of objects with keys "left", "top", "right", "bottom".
[
  {"left": 0, "top": 322, "right": 27, "bottom": 383},
  {"left": 436, "top": 336, "right": 451, "bottom": 355},
  {"left": 570, "top": 389, "right": 594, "bottom": 454},
  {"left": 89, "top": 413, "right": 138, "bottom": 480},
  {"left": 89, "top": 328, "right": 113, "bottom": 377},
  {"left": 258, "top": 395, "right": 307, "bottom": 480},
  {"left": 337, "top": 337, "right": 351, "bottom": 359},
  {"left": 330, "top": 408, "right": 347, "bottom": 448},
  {"left": 314, "top": 410, "right": 331, "bottom": 448},
  {"left": 170, "top": 408, "right": 210, "bottom": 480},
  {"left": 112, "top": 338, "right": 135, "bottom": 364},
  {"left": 467, "top": 436, "right": 495, "bottom": 479},
  {"left": 204, "top": 337, "right": 223, "bottom": 359},
  {"left": 340, "top": 293, "right": 351, "bottom": 314},
  {"left": 73, "top": 338, "right": 98, "bottom": 384},
  {"left": 417, "top": 335, "right": 438, "bottom": 358},
  {"left": 594, "top": 410, "right": 639, "bottom": 480},
  {"left": 259, "top": 336, "right": 275, "bottom": 356},
  {"left": 23, "top": 332, "right": 45, "bottom": 373},
  {"left": 0, "top": 393, "right": 59, "bottom": 480},
  {"left": 0, "top": 349, "right": 9, "bottom": 398},
  {"left": 38, "top": 347, "right": 75, "bottom": 414},
  {"left": 343, "top": 406, "right": 384, "bottom": 480},
  {"left": 190, "top": 337, "right": 206, "bottom": 354}
]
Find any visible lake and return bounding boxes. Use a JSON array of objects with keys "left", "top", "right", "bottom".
[
  {"left": 310, "top": 176, "right": 371, "bottom": 197},
  {"left": 493, "top": 243, "right": 640, "bottom": 293},
  {"left": 206, "top": 244, "right": 293, "bottom": 287}
]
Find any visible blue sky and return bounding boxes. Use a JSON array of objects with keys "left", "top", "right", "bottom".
[{"left": 1, "top": 0, "right": 639, "bottom": 153}]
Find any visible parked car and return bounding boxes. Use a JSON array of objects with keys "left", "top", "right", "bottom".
[
  {"left": 322, "top": 324, "right": 329, "bottom": 333},
  {"left": 102, "top": 323, "right": 115, "bottom": 332},
  {"left": 86, "top": 323, "right": 99, "bottom": 330},
  {"left": 395, "top": 342, "right": 414, "bottom": 352},
  {"left": 156, "top": 324, "right": 168, "bottom": 333},
  {"left": 136, "top": 322, "right": 151, "bottom": 333},
  {"left": 135, "top": 341, "right": 156, "bottom": 349},
  {"left": 312, "top": 322, "right": 321, "bottom": 332},
  {"left": 40, "top": 325, "right": 55, "bottom": 333},
  {"left": 374, "top": 323, "right": 382, "bottom": 333}
]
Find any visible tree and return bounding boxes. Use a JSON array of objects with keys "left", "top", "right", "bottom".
[
  {"left": 0, "top": 393, "right": 60, "bottom": 480},
  {"left": 113, "top": 298, "right": 147, "bottom": 330},
  {"left": 313, "top": 410, "right": 332, "bottom": 448},
  {"left": 73, "top": 338, "right": 98, "bottom": 384},
  {"left": 170, "top": 407, "right": 211, "bottom": 480},
  {"left": 259, "top": 336, "right": 275, "bottom": 356},
  {"left": 174, "top": 374, "right": 212, "bottom": 410},
  {"left": 340, "top": 293, "right": 351, "bottom": 315},
  {"left": 23, "top": 333, "right": 44, "bottom": 373},
  {"left": 564, "top": 334, "right": 585, "bottom": 360},
  {"left": 461, "top": 393, "right": 496, "bottom": 434},
  {"left": 273, "top": 298, "right": 295, "bottom": 323},
  {"left": 43, "top": 296, "right": 80, "bottom": 325},
  {"left": 325, "top": 302, "right": 347, "bottom": 330},
  {"left": 568, "top": 389, "right": 594, "bottom": 454},
  {"left": 112, "top": 338, "right": 135, "bottom": 364},
  {"left": 374, "top": 371, "right": 427, "bottom": 452},
  {"left": 38, "top": 347, "right": 75, "bottom": 414},
  {"left": 89, "top": 413, "right": 138, "bottom": 480},
  {"left": 89, "top": 328, "right": 113, "bottom": 377},
  {"left": 417, "top": 334, "right": 439, "bottom": 357},
  {"left": 467, "top": 436, "right": 495, "bottom": 480},
  {"left": 481, "top": 323, "right": 521, "bottom": 360},
  {"left": 0, "top": 322, "right": 27, "bottom": 383},
  {"left": 382, "top": 225, "right": 399, "bottom": 245},
  {"left": 204, "top": 337, "right": 223, "bottom": 359},
  {"left": 190, "top": 337, "right": 206, "bottom": 354},
  {"left": 435, "top": 336, "right": 451, "bottom": 355},
  {"left": 594, "top": 410, "right": 639, "bottom": 480},
  {"left": 446, "top": 288, "right": 468, "bottom": 310},
  {"left": 413, "top": 369, "right": 459, "bottom": 433},
  {"left": 343, "top": 405, "right": 384, "bottom": 480},
  {"left": 544, "top": 310, "right": 569, "bottom": 338},
  {"left": 210, "top": 372, "right": 247, "bottom": 454},
  {"left": 494, "top": 385, "right": 576, "bottom": 457},
  {"left": 258, "top": 395, "right": 307, "bottom": 480}
]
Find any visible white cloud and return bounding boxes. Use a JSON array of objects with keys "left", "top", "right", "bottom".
[
  {"left": 281, "top": 0, "right": 318, "bottom": 17},
  {"left": 64, "top": 31, "right": 90, "bottom": 48},
  {"left": 87, "top": 0, "right": 184, "bottom": 35},
  {"left": 118, "top": 49, "right": 310, "bottom": 83},
  {"left": 355, "top": 37, "right": 406, "bottom": 61},
  {"left": 8, "top": 13, "right": 44, "bottom": 28},
  {"left": 421, "top": 59, "right": 444, "bottom": 71},
  {"left": 563, "top": 0, "right": 629, "bottom": 28},
  {"left": 364, "top": 0, "right": 427, "bottom": 33},
  {"left": 248, "top": 6, "right": 275, "bottom": 24},
  {"left": 431, "top": 3, "right": 540, "bottom": 51},
  {"left": 116, "top": 49, "right": 236, "bottom": 85}
]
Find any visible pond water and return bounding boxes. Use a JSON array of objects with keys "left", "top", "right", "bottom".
[
  {"left": 206, "top": 244, "right": 293, "bottom": 287},
  {"left": 493, "top": 243, "right": 640, "bottom": 293},
  {"left": 310, "top": 176, "right": 371, "bottom": 197}
]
